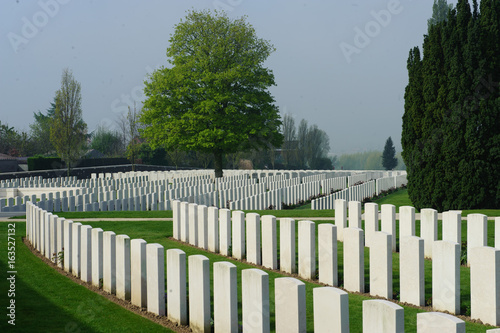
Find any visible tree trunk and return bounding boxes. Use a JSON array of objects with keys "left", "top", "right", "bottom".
[
  {"left": 214, "top": 151, "right": 223, "bottom": 178},
  {"left": 66, "top": 161, "right": 70, "bottom": 177}
]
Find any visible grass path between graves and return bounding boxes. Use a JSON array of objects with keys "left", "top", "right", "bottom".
[{"left": 0, "top": 222, "right": 174, "bottom": 333}]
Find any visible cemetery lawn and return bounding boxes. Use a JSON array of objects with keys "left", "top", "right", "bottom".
[
  {"left": 4, "top": 187, "right": 500, "bottom": 332},
  {"left": 373, "top": 188, "right": 413, "bottom": 210},
  {"left": 0, "top": 222, "right": 174, "bottom": 333}
]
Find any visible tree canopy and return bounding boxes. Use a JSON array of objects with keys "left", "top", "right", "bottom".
[
  {"left": 30, "top": 99, "right": 56, "bottom": 155},
  {"left": 90, "top": 125, "right": 123, "bottom": 157},
  {"left": 140, "top": 9, "right": 283, "bottom": 177},
  {"left": 382, "top": 136, "right": 398, "bottom": 170},
  {"left": 402, "top": 0, "right": 500, "bottom": 211}
]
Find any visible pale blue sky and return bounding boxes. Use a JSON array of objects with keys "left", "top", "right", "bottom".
[{"left": 0, "top": 0, "right": 457, "bottom": 155}]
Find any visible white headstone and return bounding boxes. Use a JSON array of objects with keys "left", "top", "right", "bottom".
[
  {"left": 172, "top": 200, "right": 180, "bottom": 239},
  {"left": 131, "top": 239, "right": 147, "bottom": 308},
  {"left": 180, "top": 201, "right": 189, "bottom": 242},
  {"left": 188, "top": 203, "right": 198, "bottom": 246},
  {"left": 420, "top": 208, "right": 438, "bottom": 259},
  {"left": 335, "top": 199, "right": 347, "bottom": 241},
  {"left": 80, "top": 225, "right": 92, "bottom": 283},
  {"left": 432, "top": 240, "right": 460, "bottom": 314},
  {"left": 381, "top": 204, "right": 396, "bottom": 252},
  {"left": 399, "top": 236, "right": 425, "bottom": 306},
  {"left": 261, "top": 215, "right": 277, "bottom": 270},
  {"left": 231, "top": 210, "right": 245, "bottom": 259},
  {"left": 274, "top": 277, "right": 306, "bottom": 332},
  {"left": 219, "top": 209, "right": 231, "bottom": 256},
  {"left": 318, "top": 223, "right": 337, "bottom": 286},
  {"left": 399, "top": 206, "right": 415, "bottom": 247},
  {"left": 369, "top": 231, "right": 392, "bottom": 299},
  {"left": 197, "top": 205, "right": 208, "bottom": 250},
  {"left": 442, "top": 211, "right": 461, "bottom": 246},
  {"left": 63, "top": 220, "right": 73, "bottom": 273},
  {"left": 467, "top": 213, "right": 487, "bottom": 266},
  {"left": 71, "top": 222, "right": 82, "bottom": 277},
  {"left": 242, "top": 269, "right": 270, "bottom": 333},
  {"left": 167, "top": 248, "right": 187, "bottom": 325},
  {"left": 470, "top": 246, "right": 500, "bottom": 326},
  {"left": 343, "top": 227, "right": 364, "bottom": 293},
  {"left": 313, "top": 287, "right": 349, "bottom": 333},
  {"left": 364, "top": 202, "right": 379, "bottom": 247},
  {"left": 417, "top": 312, "right": 465, "bottom": 333},
  {"left": 116, "top": 235, "right": 131, "bottom": 300},
  {"left": 348, "top": 201, "right": 361, "bottom": 228},
  {"left": 280, "top": 218, "right": 296, "bottom": 274},
  {"left": 188, "top": 255, "right": 211, "bottom": 333},
  {"left": 147, "top": 243, "right": 165, "bottom": 316},
  {"left": 207, "top": 206, "right": 219, "bottom": 253},
  {"left": 103, "top": 231, "right": 116, "bottom": 294},
  {"left": 91, "top": 228, "right": 103, "bottom": 288},
  {"left": 213, "top": 261, "right": 238, "bottom": 333},
  {"left": 362, "top": 300, "right": 404, "bottom": 333},
  {"left": 298, "top": 220, "right": 316, "bottom": 280},
  {"left": 246, "top": 213, "right": 261, "bottom": 265}
]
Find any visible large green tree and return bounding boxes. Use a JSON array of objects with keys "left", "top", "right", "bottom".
[
  {"left": 402, "top": 0, "right": 500, "bottom": 211},
  {"left": 50, "top": 68, "right": 87, "bottom": 176},
  {"left": 382, "top": 136, "right": 398, "bottom": 170},
  {"left": 140, "top": 10, "right": 283, "bottom": 177}
]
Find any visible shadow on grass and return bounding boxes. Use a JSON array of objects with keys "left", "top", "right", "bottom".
[{"left": 0, "top": 256, "right": 98, "bottom": 332}]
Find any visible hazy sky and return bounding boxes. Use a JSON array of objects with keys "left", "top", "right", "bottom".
[{"left": 1, "top": 0, "right": 458, "bottom": 155}]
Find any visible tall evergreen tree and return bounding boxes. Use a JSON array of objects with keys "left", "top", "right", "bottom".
[
  {"left": 402, "top": 0, "right": 500, "bottom": 211},
  {"left": 382, "top": 137, "right": 398, "bottom": 170},
  {"left": 50, "top": 68, "right": 87, "bottom": 176},
  {"left": 428, "top": 0, "right": 454, "bottom": 28}
]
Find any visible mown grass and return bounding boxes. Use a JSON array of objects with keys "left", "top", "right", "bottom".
[
  {"left": 372, "top": 188, "right": 413, "bottom": 210},
  {"left": 0, "top": 222, "right": 172, "bottom": 332}
]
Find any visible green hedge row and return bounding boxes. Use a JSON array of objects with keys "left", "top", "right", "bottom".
[{"left": 27, "top": 157, "right": 130, "bottom": 171}]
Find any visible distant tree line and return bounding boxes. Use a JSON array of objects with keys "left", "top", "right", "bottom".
[
  {"left": 402, "top": 0, "right": 500, "bottom": 210},
  {"left": 334, "top": 151, "right": 405, "bottom": 171},
  {"left": 280, "top": 114, "right": 333, "bottom": 170}
]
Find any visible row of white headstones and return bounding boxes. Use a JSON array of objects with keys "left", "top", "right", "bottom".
[
  {"left": 172, "top": 199, "right": 500, "bottom": 330},
  {"left": 2, "top": 170, "right": 404, "bottom": 213}
]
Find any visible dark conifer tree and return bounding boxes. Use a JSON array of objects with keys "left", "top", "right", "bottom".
[
  {"left": 382, "top": 137, "right": 398, "bottom": 170},
  {"left": 402, "top": 0, "right": 500, "bottom": 211}
]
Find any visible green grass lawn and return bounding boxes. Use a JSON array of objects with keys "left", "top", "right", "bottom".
[
  {"left": 0, "top": 222, "right": 173, "bottom": 332},
  {"left": 373, "top": 188, "right": 414, "bottom": 210}
]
